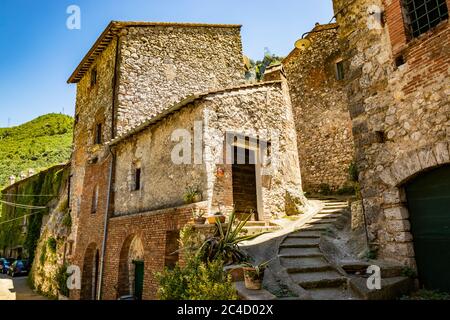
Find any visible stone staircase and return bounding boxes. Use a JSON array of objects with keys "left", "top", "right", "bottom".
[
  {"left": 242, "top": 221, "right": 281, "bottom": 236},
  {"left": 278, "top": 200, "right": 358, "bottom": 300}
]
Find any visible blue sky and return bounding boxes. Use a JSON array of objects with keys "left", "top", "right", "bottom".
[{"left": 0, "top": 0, "right": 334, "bottom": 127}]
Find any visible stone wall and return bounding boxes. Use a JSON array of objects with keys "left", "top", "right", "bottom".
[
  {"left": 333, "top": 0, "right": 450, "bottom": 265},
  {"left": 115, "top": 25, "right": 245, "bottom": 135},
  {"left": 112, "top": 81, "right": 305, "bottom": 220},
  {"left": 70, "top": 38, "right": 118, "bottom": 259},
  {"left": 283, "top": 25, "right": 355, "bottom": 193}
]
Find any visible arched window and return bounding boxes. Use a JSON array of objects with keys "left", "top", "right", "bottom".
[{"left": 91, "top": 185, "right": 98, "bottom": 214}]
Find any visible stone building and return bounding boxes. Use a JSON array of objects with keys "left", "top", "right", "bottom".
[
  {"left": 67, "top": 21, "right": 304, "bottom": 300},
  {"left": 333, "top": 0, "right": 450, "bottom": 292},
  {"left": 282, "top": 24, "right": 355, "bottom": 193}
]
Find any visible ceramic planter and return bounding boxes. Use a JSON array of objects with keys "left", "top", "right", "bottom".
[
  {"left": 243, "top": 267, "right": 264, "bottom": 290},
  {"left": 207, "top": 215, "right": 226, "bottom": 224}
]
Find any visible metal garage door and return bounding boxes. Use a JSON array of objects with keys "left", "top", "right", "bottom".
[{"left": 405, "top": 164, "right": 450, "bottom": 293}]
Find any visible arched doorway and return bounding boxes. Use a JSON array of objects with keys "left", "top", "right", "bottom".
[
  {"left": 405, "top": 164, "right": 450, "bottom": 292},
  {"left": 80, "top": 243, "right": 100, "bottom": 300},
  {"left": 117, "top": 235, "right": 145, "bottom": 299}
]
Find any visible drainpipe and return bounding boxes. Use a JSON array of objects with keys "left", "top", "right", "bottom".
[
  {"left": 97, "top": 146, "right": 115, "bottom": 300},
  {"left": 96, "top": 34, "right": 121, "bottom": 300}
]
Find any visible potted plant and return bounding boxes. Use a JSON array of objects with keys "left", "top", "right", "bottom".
[
  {"left": 183, "top": 186, "right": 202, "bottom": 204},
  {"left": 241, "top": 260, "right": 272, "bottom": 290},
  {"left": 207, "top": 211, "right": 226, "bottom": 224},
  {"left": 192, "top": 208, "right": 206, "bottom": 225}
]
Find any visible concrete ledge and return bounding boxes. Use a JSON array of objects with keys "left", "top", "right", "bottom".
[{"left": 234, "top": 281, "right": 277, "bottom": 300}]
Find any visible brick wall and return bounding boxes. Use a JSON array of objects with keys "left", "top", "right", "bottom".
[
  {"left": 70, "top": 158, "right": 111, "bottom": 300},
  {"left": 101, "top": 202, "right": 208, "bottom": 300}
]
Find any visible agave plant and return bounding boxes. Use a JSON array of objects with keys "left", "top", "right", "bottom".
[{"left": 198, "top": 210, "right": 260, "bottom": 265}]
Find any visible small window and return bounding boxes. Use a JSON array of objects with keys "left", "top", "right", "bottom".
[
  {"left": 95, "top": 123, "right": 102, "bottom": 145},
  {"left": 134, "top": 168, "right": 141, "bottom": 191},
  {"left": 91, "top": 185, "right": 98, "bottom": 214},
  {"left": 335, "top": 61, "right": 345, "bottom": 80},
  {"left": 90, "top": 67, "right": 97, "bottom": 87},
  {"left": 405, "top": 0, "right": 448, "bottom": 38}
]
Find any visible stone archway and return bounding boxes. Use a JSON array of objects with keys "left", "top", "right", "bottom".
[
  {"left": 377, "top": 141, "right": 450, "bottom": 268},
  {"left": 117, "top": 235, "right": 145, "bottom": 299},
  {"left": 80, "top": 243, "right": 100, "bottom": 300}
]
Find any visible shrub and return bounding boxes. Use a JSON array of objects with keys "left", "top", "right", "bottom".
[
  {"left": 317, "top": 183, "right": 332, "bottom": 196},
  {"left": 156, "top": 257, "right": 237, "bottom": 300},
  {"left": 47, "top": 237, "right": 57, "bottom": 254},
  {"left": 54, "top": 264, "right": 70, "bottom": 297},
  {"left": 349, "top": 162, "right": 359, "bottom": 182},
  {"left": 39, "top": 243, "right": 47, "bottom": 266},
  {"left": 62, "top": 212, "right": 72, "bottom": 228}
]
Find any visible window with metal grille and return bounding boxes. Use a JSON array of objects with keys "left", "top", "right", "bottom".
[{"left": 405, "top": 0, "right": 449, "bottom": 38}]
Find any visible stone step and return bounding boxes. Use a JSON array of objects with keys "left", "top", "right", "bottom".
[
  {"left": 279, "top": 247, "right": 322, "bottom": 257},
  {"left": 306, "top": 286, "right": 356, "bottom": 300},
  {"left": 287, "top": 231, "right": 322, "bottom": 238},
  {"left": 291, "top": 271, "right": 347, "bottom": 289},
  {"left": 309, "top": 219, "right": 338, "bottom": 225},
  {"left": 280, "top": 238, "right": 320, "bottom": 248},
  {"left": 287, "top": 265, "right": 333, "bottom": 274},
  {"left": 323, "top": 202, "right": 348, "bottom": 206},
  {"left": 280, "top": 256, "right": 330, "bottom": 269},
  {"left": 319, "top": 208, "right": 346, "bottom": 214},
  {"left": 244, "top": 221, "right": 278, "bottom": 227},
  {"left": 323, "top": 206, "right": 348, "bottom": 211},
  {"left": 302, "top": 224, "right": 334, "bottom": 231},
  {"left": 242, "top": 226, "right": 280, "bottom": 236},
  {"left": 312, "top": 215, "right": 340, "bottom": 220}
]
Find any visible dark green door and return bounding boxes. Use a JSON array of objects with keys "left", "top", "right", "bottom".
[
  {"left": 133, "top": 260, "right": 144, "bottom": 300},
  {"left": 405, "top": 164, "right": 450, "bottom": 293}
]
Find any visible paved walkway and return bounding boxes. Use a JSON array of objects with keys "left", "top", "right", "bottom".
[{"left": 0, "top": 274, "right": 47, "bottom": 300}]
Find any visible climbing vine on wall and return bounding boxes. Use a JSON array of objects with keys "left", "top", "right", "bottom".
[{"left": 0, "top": 164, "right": 69, "bottom": 263}]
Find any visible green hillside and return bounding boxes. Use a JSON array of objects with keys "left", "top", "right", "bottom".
[{"left": 0, "top": 113, "right": 73, "bottom": 188}]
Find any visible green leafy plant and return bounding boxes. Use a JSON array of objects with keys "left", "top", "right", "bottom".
[
  {"left": 191, "top": 208, "right": 205, "bottom": 219},
  {"left": 39, "top": 242, "right": 47, "bottom": 266},
  {"left": 47, "top": 237, "right": 57, "bottom": 254},
  {"left": 198, "top": 211, "right": 260, "bottom": 265},
  {"left": 401, "top": 289, "right": 450, "bottom": 300},
  {"left": 318, "top": 183, "right": 332, "bottom": 196},
  {"left": 156, "top": 256, "right": 237, "bottom": 300},
  {"left": 401, "top": 267, "right": 418, "bottom": 279},
  {"left": 349, "top": 161, "right": 359, "bottom": 182},
  {"left": 240, "top": 259, "right": 273, "bottom": 278},
  {"left": 183, "top": 186, "right": 201, "bottom": 204},
  {"left": 62, "top": 212, "right": 72, "bottom": 228},
  {"left": 54, "top": 264, "right": 70, "bottom": 297}
]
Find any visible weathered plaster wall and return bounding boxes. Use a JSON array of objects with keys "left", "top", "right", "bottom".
[
  {"left": 203, "top": 82, "right": 306, "bottom": 219},
  {"left": 112, "top": 82, "right": 305, "bottom": 220},
  {"left": 115, "top": 25, "right": 245, "bottom": 135},
  {"left": 333, "top": 0, "right": 450, "bottom": 265},
  {"left": 113, "top": 103, "right": 208, "bottom": 215},
  {"left": 283, "top": 25, "right": 355, "bottom": 193}
]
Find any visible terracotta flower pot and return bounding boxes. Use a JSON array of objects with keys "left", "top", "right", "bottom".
[
  {"left": 243, "top": 267, "right": 264, "bottom": 290},
  {"left": 207, "top": 215, "right": 226, "bottom": 224},
  {"left": 193, "top": 217, "right": 206, "bottom": 225}
]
